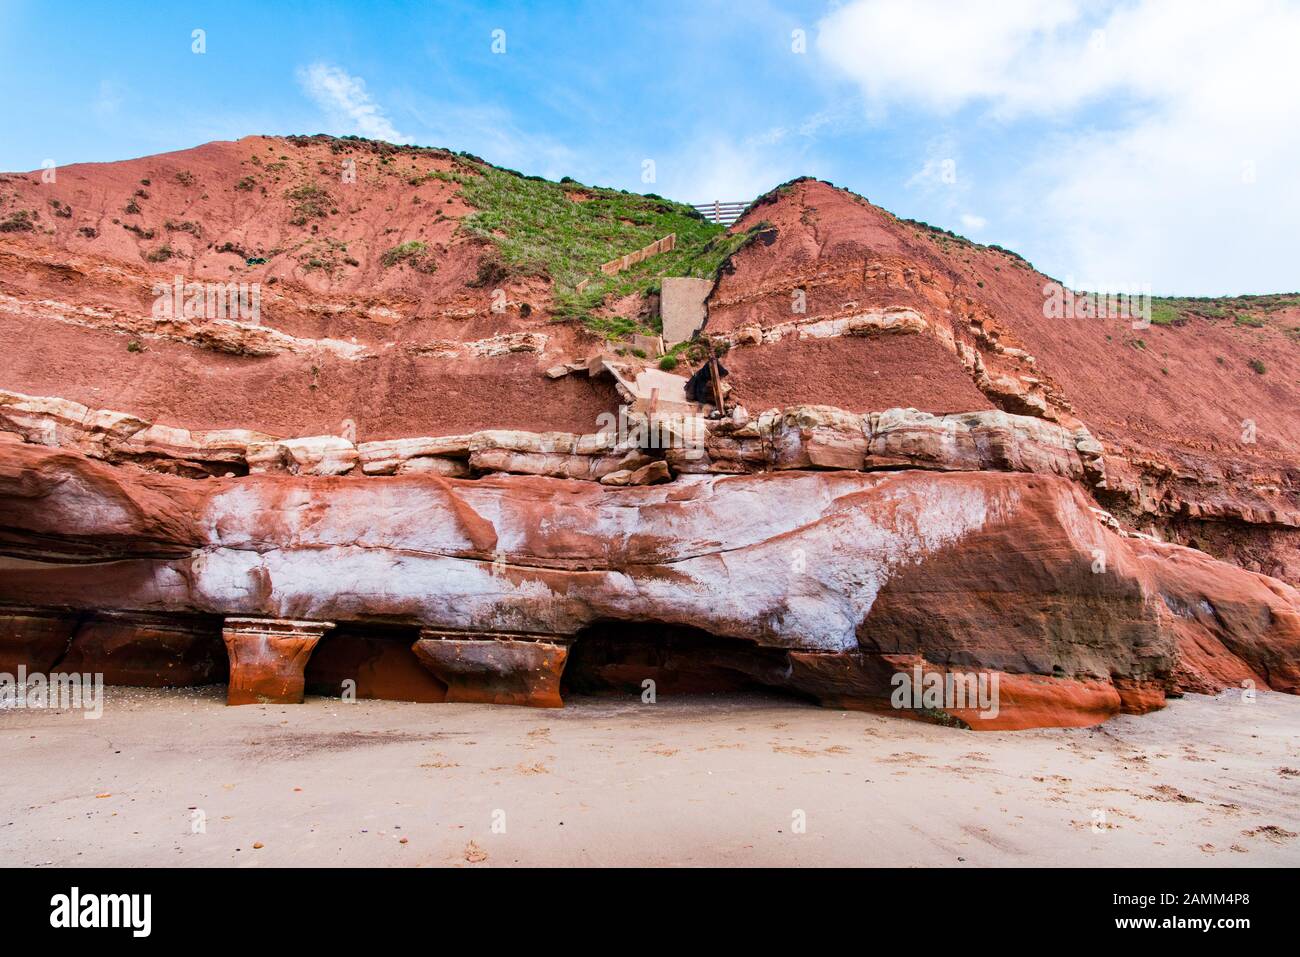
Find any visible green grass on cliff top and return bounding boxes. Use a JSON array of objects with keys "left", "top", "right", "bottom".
[
  {"left": 303, "top": 138, "right": 1299, "bottom": 343},
  {"left": 448, "top": 161, "right": 756, "bottom": 338},
  {"left": 297, "top": 135, "right": 759, "bottom": 339},
  {"left": 1147, "top": 293, "right": 1300, "bottom": 330}
]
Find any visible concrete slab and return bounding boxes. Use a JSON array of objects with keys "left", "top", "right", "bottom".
[
  {"left": 661, "top": 277, "right": 712, "bottom": 344},
  {"left": 590, "top": 356, "right": 702, "bottom": 414},
  {"left": 630, "top": 368, "right": 697, "bottom": 413}
]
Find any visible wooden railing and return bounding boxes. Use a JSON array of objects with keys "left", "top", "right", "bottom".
[
  {"left": 575, "top": 233, "right": 678, "bottom": 292},
  {"left": 598, "top": 233, "right": 677, "bottom": 276}
]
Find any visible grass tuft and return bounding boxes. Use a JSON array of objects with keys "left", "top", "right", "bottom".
[
  {"left": 285, "top": 182, "right": 332, "bottom": 225},
  {"left": 380, "top": 240, "right": 436, "bottom": 273}
]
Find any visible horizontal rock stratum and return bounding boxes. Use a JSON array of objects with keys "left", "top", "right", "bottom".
[{"left": 2, "top": 439, "right": 1297, "bottom": 728}]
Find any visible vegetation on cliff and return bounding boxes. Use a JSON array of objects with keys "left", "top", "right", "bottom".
[{"left": 448, "top": 157, "right": 754, "bottom": 336}]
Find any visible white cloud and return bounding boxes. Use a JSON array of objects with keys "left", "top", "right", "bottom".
[
  {"left": 297, "top": 63, "right": 406, "bottom": 143},
  {"left": 752, "top": 103, "right": 860, "bottom": 148},
  {"left": 960, "top": 213, "right": 987, "bottom": 232},
  {"left": 816, "top": 0, "right": 1300, "bottom": 293},
  {"left": 817, "top": 0, "right": 1083, "bottom": 114}
]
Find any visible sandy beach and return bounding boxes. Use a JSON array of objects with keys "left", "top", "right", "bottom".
[{"left": 2, "top": 687, "right": 1297, "bottom": 867}]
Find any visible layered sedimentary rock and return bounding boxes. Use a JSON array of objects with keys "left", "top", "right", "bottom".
[
  {"left": 1, "top": 143, "right": 1296, "bottom": 731},
  {"left": 709, "top": 178, "right": 1300, "bottom": 585},
  {"left": 3, "top": 438, "right": 1297, "bottom": 728},
  {"left": 669, "top": 404, "right": 1103, "bottom": 481},
  {"left": 1, "top": 389, "right": 1107, "bottom": 490},
  {"left": 716, "top": 306, "right": 930, "bottom": 349},
  {"left": 1131, "top": 538, "right": 1300, "bottom": 695}
]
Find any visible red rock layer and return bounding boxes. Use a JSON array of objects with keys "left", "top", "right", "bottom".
[
  {"left": 723, "top": 335, "right": 995, "bottom": 415},
  {"left": 0, "top": 142, "right": 1296, "bottom": 726},
  {"left": 55, "top": 613, "right": 226, "bottom": 687},
  {"left": 0, "top": 136, "right": 621, "bottom": 440},
  {"left": 2, "top": 439, "right": 1297, "bottom": 727}
]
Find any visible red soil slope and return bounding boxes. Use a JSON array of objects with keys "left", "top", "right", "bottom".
[{"left": 0, "top": 136, "right": 614, "bottom": 437}]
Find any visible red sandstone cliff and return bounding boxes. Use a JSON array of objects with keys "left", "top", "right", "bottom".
[
  {"left": 0, "top": 139, "right": 1296, "bottom": 728},
  {"left": 711, "top": 179, "right": 1300, "bottom": 583}
]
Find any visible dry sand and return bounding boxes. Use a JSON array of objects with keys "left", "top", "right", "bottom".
[{"left": 2, "top": 688, "right": 1298, "bottom": 867}]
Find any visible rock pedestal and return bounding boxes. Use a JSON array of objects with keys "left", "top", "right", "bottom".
[
  {"left": 411, "top": 632, "right": 570, "bottom": 707},
  {"left": 222, "top": 617, "right": 335, "bottom": 705}
]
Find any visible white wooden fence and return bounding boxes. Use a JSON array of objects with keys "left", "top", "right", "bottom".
[{"left": 692, "top": 201, "right": 748, "bottom": 227}]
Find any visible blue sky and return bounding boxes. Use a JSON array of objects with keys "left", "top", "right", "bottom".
[{"left": 2, "top": 0, "right": 1298, "bottom": 295}]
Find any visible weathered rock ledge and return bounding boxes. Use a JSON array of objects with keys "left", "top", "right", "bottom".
[
  {"left": 1, "top": 440, "right": 1296, "bottom": 729},
  {"left": 0, "top": 387, "right": 1105, "bottom": 486},
  {"left": 7, "top": 385, "right": 1296, "bottom": 550}
]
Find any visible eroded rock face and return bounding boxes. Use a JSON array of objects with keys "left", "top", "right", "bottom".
[
  {"left": 412, "top": 635, "right": 568, "bottom": 707},
  {"left": 2, "top": 142, "right": 1292, "bottom": 733},
  {"left": 0, "top": 444, "right": 1104, "bottom": 654},
  {"left": 0, "top": 609, "right": 77, "bottom": 673},
  {"left": 467, "top": 447, "right": 651, "bottom": 482},
  {"left": 1, "top": 389, "right": 1113, "bottom": 499},
  {"left": 304, "top": 630, "right": 446, "bottom": 703},
  {"left": 669, "top": 405, "right": 1101, "bottom": 481},
  {"left": 1131, "top": 537, "right": 1300, "bottom": 694},
  {"left": 358, "top": 436, "right": 474, "bottom": 475},
  {"left": 708, "top": 178, "right": 1300, "bottom": 586},
  {"left": 0, "top": 290, "right": 368, "bottom": 360},
  {"left": 1, "top": 388, "right": 653, "bottom": 482},
  {"left": 2, "top": 439, "right": 1297, "bottom": 727},
  {"left": 247, "top": 436, "right": 359, "bottom": 477},
  {"left": 57, "top": 613, "right": 226, "bottom": 687},
  {"left": 123, "top": 425, "right": 273, "bottom": 477},
  {"left": 714, "top": 307, "right": 929, "bottom": 349}
]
